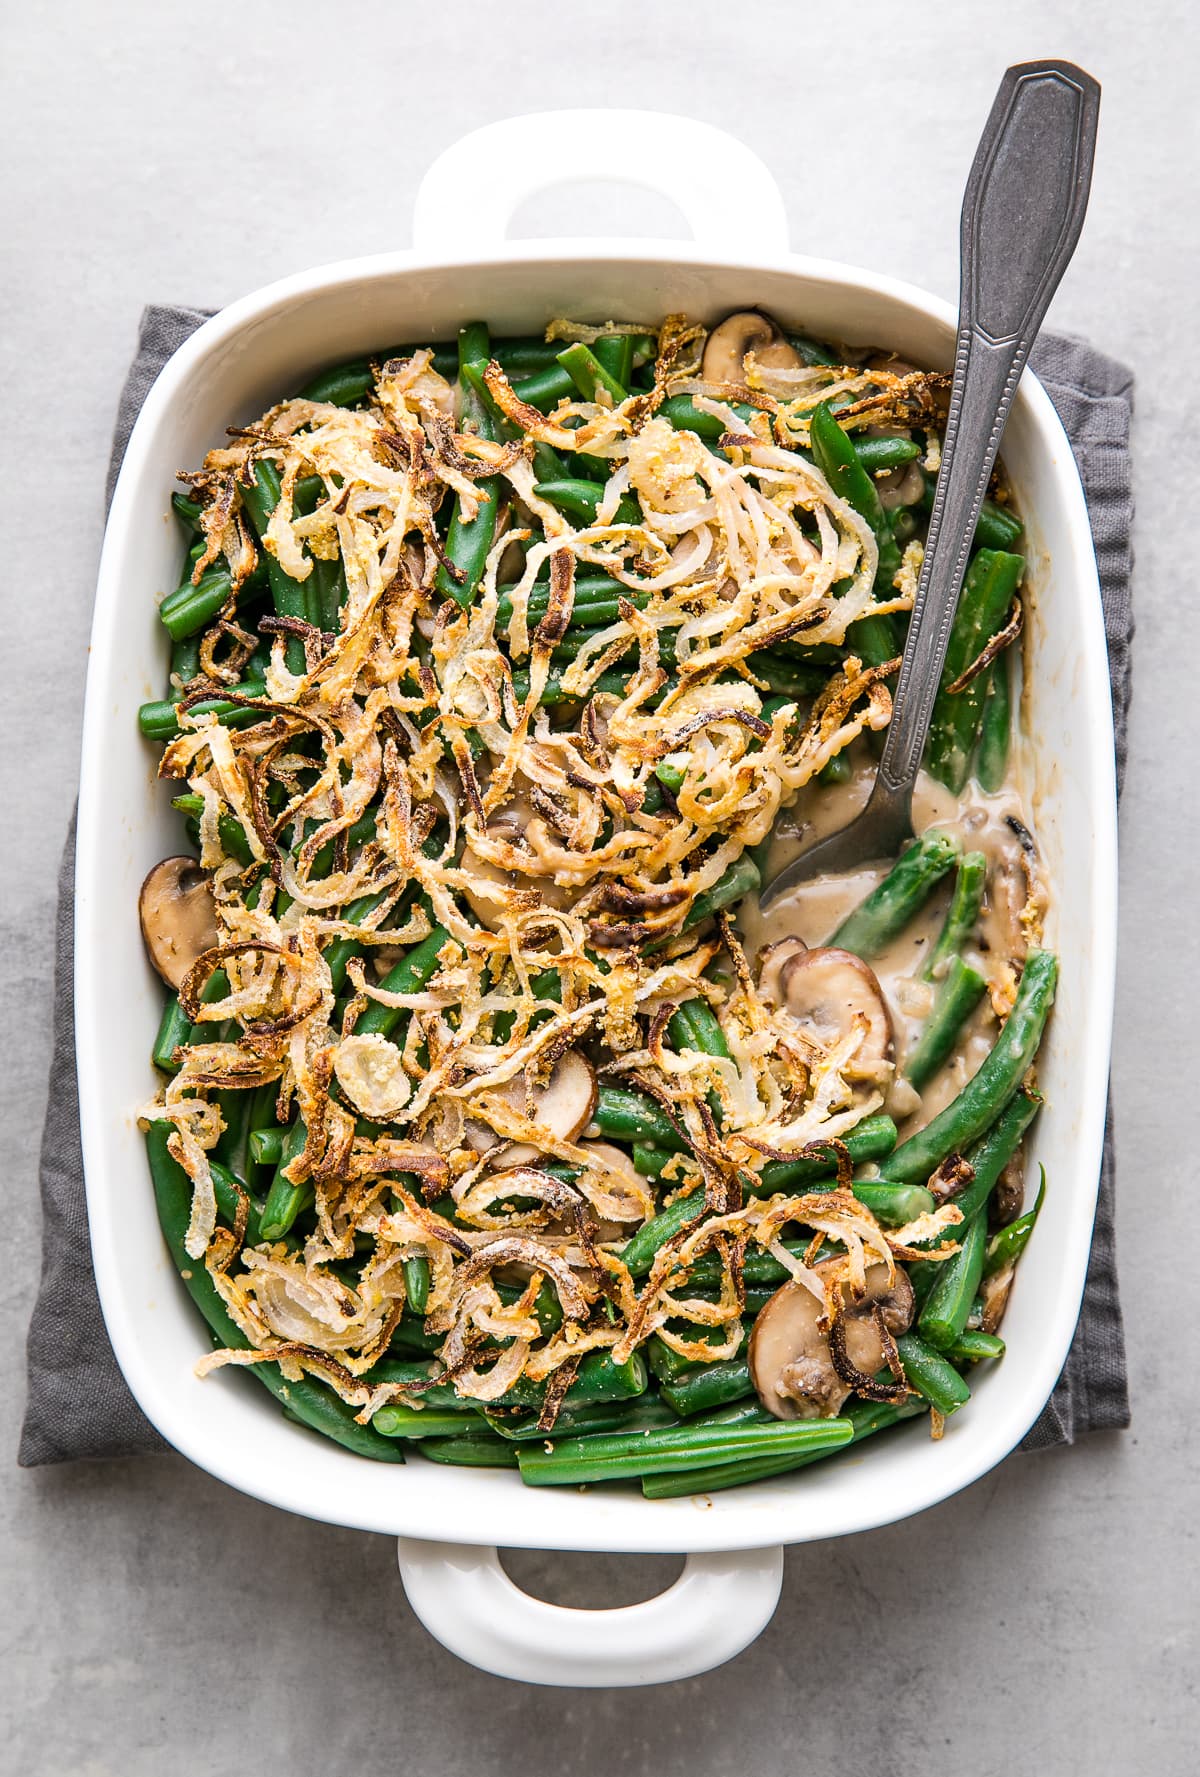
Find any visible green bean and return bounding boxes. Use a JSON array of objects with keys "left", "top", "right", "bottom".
[
  {"left": 144, "top": 1122, "right": 402, "bottom": 1461},
  {"left": 435, "top": 326, "right": 499, "bottom": 608},
  {"left": 884, "top": 953, "right": 1056, "bottom": 1186},
  {"left": 919, "top": 1209, "right": 988, "bottom": 1350},
  {"left": 153, "top": 962, "right": 231, "bottom": 1074},
  {"left": 648, "top": 1324, "right": 748, "bottom": 1384},
  {"left": 662, "top": 1360, "right": 753, "bottom": 1418},
  {"left": 595, "top": 1085, "right": 684, "bottom": 1151},
  {"left": 496, "top": 575, "right": 638, "bottom": 628},
  {"left": 750, "top": 1113, "right": 898, "bottom": 1195},
  {"left": 831, "top": 830, "right": 960, "bottom": 958},
  {"left": 974, "top": 499, "right": 1024, "bottom": 551},
  {"left": 170, "top": 795, "right": 254, "bottom": 868},
  {"left": 172, "top": 491, "right": 203, "bottom": 530},
  {"left": 497, "top": 1350, "right": 647, "bottom": 1411},
  {"left": 354, "top": 924, "right": 451, "bottom": 1039},
  {"left": 976, "top": 652, "right": 1013, "bottom": 793},
  {"left": 213, "top": 1080, "right": 257, "bottom": 1182},
  {"left": 633, "top": 1143, "right": 673, "bottom": 1179},
  {"left": 385, "top": 1317, "right": 442, "bottom": 1355},
  {"left": 248, "top": 1128, "right": 283, "bottom": 1171},
  {"left": 905, "top": 954, "right": 987, "bottom": 1092},
  {"left": 921, "top": 851, "right": 987, "bottom": 982},
  {"left": 509, "top": 666, "right": 647, "bottom": 708},
  {"left": 321, "top": 889, "right": 389, "bottom": 995},
  {"left": 533, "top": 478, "right": 641, "bottom": 527},
  {"left": 239, "top": 460, "right": 310, "bottom": 671},
  {"left": 367, "top": 1358, "right": 474, "bottom": 1408},
  {"left": 208, "top": 1156, "right": 262, "bottom": 1246},
  {"left": 849, "top": 1181, "right": 937, "bottom": 1225},
  {"left": 494, "top": 337, "right": 574, "bottom": 375},
  {"left": 895, "top": 1332, "right": 971, "bottom": 1415},
  {"left": 853, "top": 435, "right": 923, "bottom": 474},
  {"left": 309, "top": 556, "right": 345, "bottom": 634},
  {"left": 422, "top": 1434, "right": 521, "bottom": 1468},
  {"left": 169, "top": 634, "right": 201, "bottom": 686},
  {"left": 618, "top": 1187, "right": 706, "bottom": 1278},
  {"left": 260, "top": 1121, "right": 312, "bottom": 1241},
  {"left": 640, "top": 1395, "right": 925, "bottom": 1497},
  {"left": 511, "top": 363, "right": 577, "bottom": 411},
  {"left": 906, "top": 1088, "right": 1042, "bottom": 1308},
  {"left": 556, "top": 341, "right": 628, "bottom": 405},
  {"left": 817, "top": 751, "right": 852, "bottom": 786},
  {"left": 743, "top": 654, "right": 829, "bottom": 698},
  {"left": 984, "top": 1167, "right": 1045, "bottom": 1276},
  {"left": 667, "top": 998, "right": 730, "bottom": 1062},
  {"left": 238, "top": 1081, "right": 280, "bottom": 1195},
  {"left": 158, "top": 566, "right": 237, "bottom": 641},
  {"left": 517, "top": 1410, "right": 853, "bottom": 1487},
  {"left": 787, "top": 333, "right": 839, "bottom": 367},
  {"left": 591, "top": 334, "right": 635, "bottom": 389},
  {"left": 658, "top": 393, "right": 757, "bottom": 443},
  {"left": 299, "top": 360, "right": 375, "bottom": 406},
  {"left": 458, "top": 360, "right": 570, "bottom": 484},
  {"left": 403, "top": 1255, "right": 431, "bottom": 1316},
  {"left": 809, "top": 401, "right": 903, "bottom": 663},
  {"left": 680, "top": 855, "right": 761, "bottom": 932},
  {"left": 486, "top": 1396, "right": 679, "bottom": 1443},
  {"left": 552, "top": 627, "right": 676, "bottom": 666},
  {"left": 947, "top": 1329, "right": 1006, "bottom": 1364},
  {"left": 151, "top": 994, "right": 192, "bottom": 1074},
  {"left": 926, "top": 549, "right": 1024, "bottom": 792},
  {"left": 372, "top": 1404, "right": 490, "bottom": 1439}
]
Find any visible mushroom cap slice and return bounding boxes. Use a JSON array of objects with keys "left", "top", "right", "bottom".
[
  {"left": 467, "top": 1050, "right": 599, "bottom": 1165},
  {"left": 756, "top": 936, "right": 809, "bottom": 1008},
  {"left": 749, "top": 1262, "right": 915, "bottom": 1420},
  {"left": 765, "top": 945, "right": 893, "bottom": 1073},
  {"left": 702, "top": 310, "right": 802, "bottom": 385},
  {"left": 459, "top": 802, "right": 570, "bottom": 930},
  {"left": 138, "top": 856, "right": 218, "bottom": 990}
]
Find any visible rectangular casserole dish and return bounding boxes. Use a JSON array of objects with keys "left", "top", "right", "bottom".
[{"left": 76, "top": 108, "right": 1116, "bottom": 1685}]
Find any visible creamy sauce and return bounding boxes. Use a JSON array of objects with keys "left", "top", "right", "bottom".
[{"left": 739, "top": 742, "right": 1041, "bottom": 1143}]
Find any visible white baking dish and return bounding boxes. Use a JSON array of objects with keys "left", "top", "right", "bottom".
[{"left": 77, "top": 110, "right": 1116, "bottom": 1687}]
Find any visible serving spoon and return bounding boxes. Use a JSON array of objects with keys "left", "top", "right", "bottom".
[{"left": 759, "top": 59, "right": 1100, "bottom": 909}]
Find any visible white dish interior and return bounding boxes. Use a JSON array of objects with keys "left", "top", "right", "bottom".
[{"left": 77, "top": 237, "right": 1115, "bottom": 1557}]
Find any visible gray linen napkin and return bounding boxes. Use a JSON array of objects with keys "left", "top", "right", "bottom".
[{"left": 19, "top": 308, "right": 1133, "bottom": 1465}]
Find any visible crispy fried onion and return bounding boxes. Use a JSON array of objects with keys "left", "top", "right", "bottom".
[{"left": 142, "top": 316, "right": 964, "bottom": 1412}]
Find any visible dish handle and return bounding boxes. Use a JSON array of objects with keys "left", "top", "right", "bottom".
[
  {"left": 396, "top": 1538, "right": 784, "bottom": 1687},
  {"left": 411, "top": 110, "right": 790, "bottom": 256}
]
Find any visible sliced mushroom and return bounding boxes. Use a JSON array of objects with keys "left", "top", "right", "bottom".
[
  {"left": 702, "top": 311, "right": 802, "bottom": 385},
  {"left": 865, "top": 351, "right": 922, "bottom": 378},
  {"left": 749, "top": 1262, "right": 914, "bottom": 1420},
  {"left": 979, "top": 1267, "right": 1013, "bottom": 1335},
  {"left": 876, "top": 459, "right": 927, "bottom": 512},
  {"left": 467, "top": 1050, "right": 599, "bottom": 1165},
  {"left": 756, "top": 936, "right": 808, "bottom": 1008},
  {"left": 138, "top": 856, "right": 218, "bottom": 989},
  {"left": 573, "top": 1139, "right": 648, "bottom": 1225},
  {"left": 760, "top": 944, "right": 892, "bottom": 1072},
  {"left": 460, "top": 801, "right": 569, "bottom": 930},
  {"left": 989, "top": 1156, "right": 1026, "bottom": 1229}
]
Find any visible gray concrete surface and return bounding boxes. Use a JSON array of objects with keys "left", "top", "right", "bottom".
[{"left": 2, "top": 2, "right": 1195, "bottom": 1770}]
